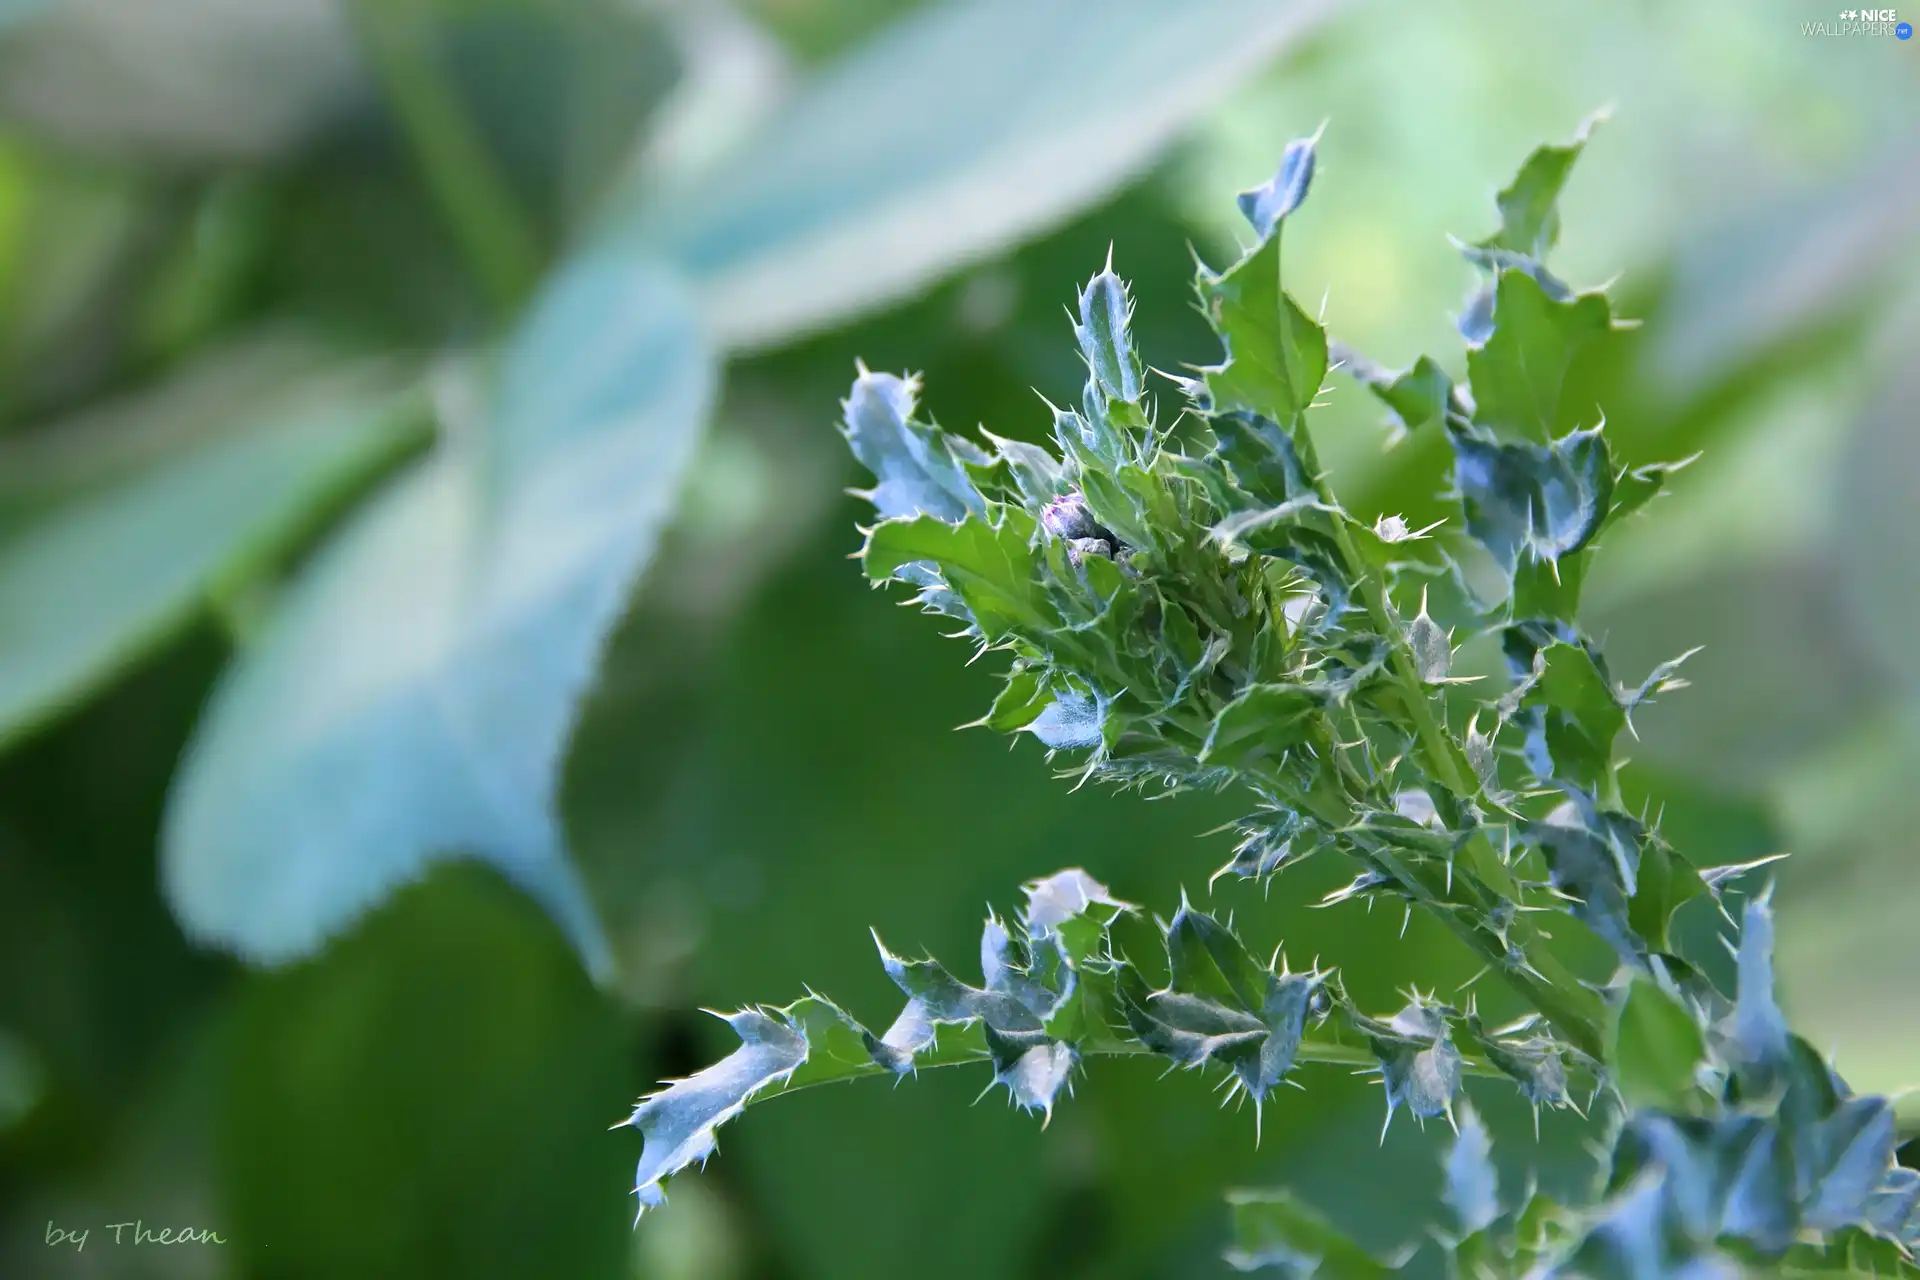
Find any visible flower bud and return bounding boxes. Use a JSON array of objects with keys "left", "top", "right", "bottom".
[
  {"left": 1041, "top": 491, "right": 1117, "bottom": 547},
  {"left": 1066, "top": 537, "right": 1114, "bottom": 568}
]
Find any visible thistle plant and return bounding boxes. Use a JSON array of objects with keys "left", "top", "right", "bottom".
[{"left": 620, "top": 119, "right": 1920, "bottom": 1275}]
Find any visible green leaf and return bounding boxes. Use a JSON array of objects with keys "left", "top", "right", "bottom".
[
  {"left": 1729, "top": 894, "right": 1792, "bottom": 1090},
  {"left": 862, "top": 510, "right": 1052, "bottom": 641},
  {"left": 1224, "top": 1188, "right": 1395, "bottom": 1277},
  {"left": 1511, "top": 547, "right": 1588, "bottom": 624},
  {"left": 1625, "top": 834, "right": 1707, "bottom": 956},
  {"left": 0, "top": 345, "right": 424, "bottom": 748},
  {"left": 1211, "top": 409, "right": 1316, "bottom": 507},
  {"left": 1200, "top": 684, "right": 1321, "bottom": 768},
  {"left": 623, "top": 0, "right": 1333, "bottom": 351},
  {"left": 1609, "top": 974, "right": 1706, "bottom": 1112},
  {"left": 1867, "top": 1171, "right": 1920, "bottom": 1249},
  {"left": 163, "top": 249, "right": 717, "bottom": 981},
  {"left": 1599, "top": 455, "right": 1694, "bottom": 538},
  {"left": 1200, "top": 233, "right": 1329, "bottom": 427},
  {"left": 1367, "top": 354, "right": 1455, "bottom": 437},
  {"left": 1770, "top": 1226, "right": 1920, "bottom": 1278},
  {"left": 980, "top": 666, "right": 1052, "bottom": 732},
  {"left": 1529, "top": 800, "right": 1642, "bottom": 962},
  {"left": 1476, "top": 111, "right": 1602, "bottom": 261},
  {"left": 1517, "top": 640, "right": 1626, "bottom": 790},
  {"left": 1464, "top": 268, "right": 1613, "bottom": 445}
]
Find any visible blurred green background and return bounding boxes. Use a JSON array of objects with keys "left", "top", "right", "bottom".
[{"left": 0, "top": 0, "right": 1916, "bottom": 1276}]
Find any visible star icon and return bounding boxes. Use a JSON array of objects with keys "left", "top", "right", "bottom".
[{"left": 1842, "top": 7, "right": 1857, "bottom": 16}]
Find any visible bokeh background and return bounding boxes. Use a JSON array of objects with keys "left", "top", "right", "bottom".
[{"left": 1, "top": 0, "right": 1916, "bottom": 1276}]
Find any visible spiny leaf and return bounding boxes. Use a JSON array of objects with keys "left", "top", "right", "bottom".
[
  {"left": 1236, "top": 126, "right": 1322, "bottom": 240},
  {"left": 1124, "top": 900, "right": 1325, "bottom": 1108},
  {"left": 1625, "top": 834, "right": 1709, "bottom": 956},
  {"left": 1451, "top": 423, "right": 1615, "bottom": 579},
  {"left": 1610, "top": 975, "right": 1706, "bottom": 1112},
  {"left": 1476, "top": 111, "right": 1603, "bottom": 262},
  {"left": 1336, "top": 344, "right": 1457, "bottom": 439},
  {"left": 1077, "top": 254, "right": 1147, "bottom": 408},
  {"left": 1461, "top": 1019, "right": 1571, "bottom": 1109},
  {"left": 1514, "top": 639, "right": 1626, "bottom": 790},
  {"left": 626, "top": 1006, "right": 811, "bottom": 1215},
  {"left": 981, "top": 666, "right": 1052, "bottom": 732},
  {"left": 1529, "top": 803, "right": 1641, "bottom": 962},
  {"left": 862, "top": 510, "right": 1053, "bottom": 640},
  {"left": 1367, "top": 1000, "right": 1463, "bottom": 1130},
  {"left": 1407, "top": 601, "right": 1451, "bottom": 684},
  {"left": 841, "top": 366, "right": 987, "bottom": 521},
  {"left": 1201, "top": 684, "right": 1322, "bottom": 768},
  {"left": 1464, "top": 269, "right": 1614, "bottom": 445},
  {"left": 1211, "top": 409, "right": 1316, "bottom": 507},
  {"left": 1727, "top": 893, "right": 1792, "bottom": 1093},
  {"left": 1199, "top": 228, "right": 1329, "bottom": 427},
  {"left": 1800, "top": 1098, "right": 1900, "bottom": 1231},
  {"left": 1865, "top": 1169, "right": 1920, "bottom": 1246}
]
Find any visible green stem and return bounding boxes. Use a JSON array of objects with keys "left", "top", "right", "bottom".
[
  {"left": 351, "top": 0, "right": 544, "bottom": 315},
  {"left": 1287, "top": 436, "right": 1610, "bottom": 1060},
  {"left": 754, "top": 1027, "right": 1521, "bottom": 1109}
]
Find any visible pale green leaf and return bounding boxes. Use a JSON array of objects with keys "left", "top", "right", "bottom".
[
  {"left": 162, "top": 249, "right": 717, "bottom": 979},
  {"left": 0, "top": 346, "right": 424, "bottom": 748},
  {"left": 625, "top": 0, "right": 1335, "bottom": 350}
]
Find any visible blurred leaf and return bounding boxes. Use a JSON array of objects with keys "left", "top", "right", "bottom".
[
  {"left": 1835, "top": 334, "right": 1920, "bottom": 707},
  {"left": 0, "top": 0, "right": 362, "bottom": 162},
  {"left": 162, "top": 248, "right": 717, "bottom": 981},
  {"left": 1596, "top": 555, "right": 1885, "bottom": 789},
  {"left": 635, "top": 2, "right": 792, "bottom": 195},
  {"left": 419, "top": 0, "right": 681, "bottom": 234},
  {"left": 1445, "top": 1104, "right": 1499, "bottom": 1236},
  {"left": 0, "top": 1025, "right": 40, "bottom": 1132},
  {"left": 623, "top": 0, "right": 1336, "bottom": 351},
  {"left": 223, "top": 863, "right": 634, "bottom": 1279},
  {"left": 1649, "top": 141, "right": 1920, "bottom": 400},
  {"left": 738, "top": 0, "right": 927, "bottom": 64},
  {"left": 1224, "top": 1187, "right": 1395, "bottom": 1276},
  {"left": 1609, "top": 975, "right": 1704, "bottom": 1113},
  {"left": 0, "top": 0, "right": 51, "bottom": 31},
  {"left": 0, "top": 343, "right": 424, "bottom": 748}
]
